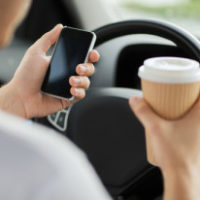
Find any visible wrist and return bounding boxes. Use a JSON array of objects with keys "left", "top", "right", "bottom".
[
  {"left": 162, "top": 165, "right": 200, "bottom": 200},
  {"left": 0, "top": 83, "right": 27, "bottom": 118}
]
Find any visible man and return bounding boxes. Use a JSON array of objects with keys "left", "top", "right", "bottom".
[
  {"left": 0, "top": 0, "right": 199, "bottom": 200},
  {"left": 0, "top": 0, "right": 112, "bottom": 200}
]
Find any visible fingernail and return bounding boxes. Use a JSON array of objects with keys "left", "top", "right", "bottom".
[
  {"left": 95, "top": 51, "right": 100, "bottom": 59},
  {"left": 73, "top": 77, "right": 80, "bottom": 85},
  {"left": 80, "top": 65, "right": 87, "bottom": 73},
  {"left": 53, "top": 24, "right": 63, "bottom": 30},
  {"left": 130, "top": 96, "right": 140, "bottom": 105},
  {"left": 57, "top": 23, "right": 63, "bottom": 27},
  {"left": 74, "top": 88, "right": 80, "bottom": 95}
]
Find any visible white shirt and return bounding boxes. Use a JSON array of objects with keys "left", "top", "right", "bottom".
[{"left": 0, "top": 111, "right": 112, "bottom": 200}]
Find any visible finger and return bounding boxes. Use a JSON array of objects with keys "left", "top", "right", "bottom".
[
  {"left": 69, "top": 76, "right": 90, "bottom": 89},
  {"left": 184, "top": 95, "right": 200, "bottom": 119},
  {"left": 88, "top": 50, "right": 100, "bottom": 63},
  {"left": 38, "top": 94, "right": 70, "bottom": 117},
  {"left": 129, "top": 96, "right": 163, "bottom": 128},
  {"left": 31, "top": 24, "right": 63, "bottom": 54},
  {"left": 34, "top": 56, "right": 52, "bottom": 86},
  {"left": 70, "top": 87, "right": 86, "bottom": 99},
  {"left": 76, "top": 63, "right": 95, "bottom": 76}
]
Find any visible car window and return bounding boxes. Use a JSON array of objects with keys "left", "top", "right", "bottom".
[{"left": 112, "top": 0, "right": 200, "bottom": 38}]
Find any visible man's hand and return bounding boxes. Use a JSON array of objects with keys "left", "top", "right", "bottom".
[
  {"left": 0, "top": 24, "right": 99, "bottom": 118},
  {"left": 129, "top": 96, "right": 200, "bottom": 200}
]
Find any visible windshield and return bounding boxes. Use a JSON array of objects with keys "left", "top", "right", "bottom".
[{"left": 113, "top": 0, "right": 200, "bottom": 37}]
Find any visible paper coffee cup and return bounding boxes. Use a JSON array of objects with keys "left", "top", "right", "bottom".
[
  {"left": 138, "top": 57, "right": 200, "bottom": 165},
  {"left": 138, "top": 57, "right": 200, "bottom": 120}
]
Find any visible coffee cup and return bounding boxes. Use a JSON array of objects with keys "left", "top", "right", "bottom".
[
  {"left": 138, "top": 57, "right": 200, "bottom": 120},
  {"left": 138, "top": 57, "right": 200, "bottom": 164}
]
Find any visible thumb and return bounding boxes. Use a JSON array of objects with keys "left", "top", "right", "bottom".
[
  {"left": 129, "top": 96, "right": 162, "bottom": 128},
  {"left": 184, "top": 95, "right": 200, "bottom": 119},
  {"left": 32, "top": 24, "right": 63, "bottom": 53}
]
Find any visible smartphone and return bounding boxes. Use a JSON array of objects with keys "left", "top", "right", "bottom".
[{"left": 41, "top": 26, "right": 96, "bottom": 100}]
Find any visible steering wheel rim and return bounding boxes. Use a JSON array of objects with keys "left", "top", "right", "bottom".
[{"left": 94, "top": 19, "right": 200, "bottom": 61}]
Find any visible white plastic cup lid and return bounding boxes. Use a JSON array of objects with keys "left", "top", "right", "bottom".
[{"left": 138, "top": 57, "right": 200, "bottom": 83}]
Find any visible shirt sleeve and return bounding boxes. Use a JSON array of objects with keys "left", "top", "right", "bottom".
[{"left": 34, "top": 155, "right": 113, "bottom": 200}]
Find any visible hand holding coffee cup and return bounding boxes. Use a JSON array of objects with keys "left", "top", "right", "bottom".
[{"left": 138, "top": 57, "right": 200, "bottom": 164}]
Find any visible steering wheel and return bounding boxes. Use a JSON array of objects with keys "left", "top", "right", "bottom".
[
  {"left": 35, "top": 19, "right": 200, "bottom": 200},
  {"left": 95, "top": 19, "right": 200, "bottom": 60}
]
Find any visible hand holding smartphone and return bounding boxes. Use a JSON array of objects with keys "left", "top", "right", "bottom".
[{"left": 42, "top": 26, "right": 96, "bottom": 100}]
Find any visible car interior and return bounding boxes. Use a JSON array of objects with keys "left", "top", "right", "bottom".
[{"left": 0, "top": 0, "right": 199, "bottom": 200}]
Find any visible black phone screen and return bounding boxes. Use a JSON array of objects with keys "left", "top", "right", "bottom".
[{"left": 41, "top": 27, "right": 95, "bottom": 99}]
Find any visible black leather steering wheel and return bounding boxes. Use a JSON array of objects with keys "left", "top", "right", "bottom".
[
  {"left": 35, "top": 19, "right": 200, "bottom": 200},
  {"left": 94, "top": 19, "right": 200, "bottom": 61}
]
